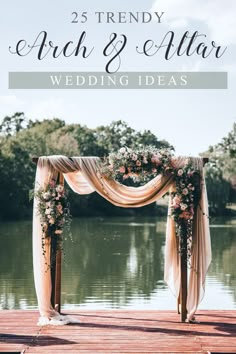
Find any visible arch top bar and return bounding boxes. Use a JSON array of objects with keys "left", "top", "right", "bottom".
[{"left": 32, "top": 156, "right": 209, "bottom": 165}]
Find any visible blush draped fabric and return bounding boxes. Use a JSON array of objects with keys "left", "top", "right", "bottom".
[{"left": 33, "top": 155, "right": 211, "bottom": 322}]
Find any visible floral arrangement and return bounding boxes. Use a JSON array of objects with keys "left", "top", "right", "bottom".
[
  {"left": 30, "top": 179, "right": 72, "bottom": 260},
  {"left": 103, "top": 146, "right": 202, "bottom": 262},
  {"left": 170, "top": 160, "right": 201, "bottom": 260},
  {"left": 103, "top": 146, "right": 174, "bottom": 185}
]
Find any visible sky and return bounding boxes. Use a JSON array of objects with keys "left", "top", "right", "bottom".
[{"left": 0, "top": 0, "right": 235, "bottom": 155}]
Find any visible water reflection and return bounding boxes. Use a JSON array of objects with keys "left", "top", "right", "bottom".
[
  {"left": 62, "top": 218, "right": 165, "bottom": 308},
  {"left": 0, "top": 217, "right": 235, "bottom": 310},
  {"left": 0, "top": 220, "right": 36, "bottom": 309},
  {"left": 201, "top": 218, "right": 236, "bottom": 309}
]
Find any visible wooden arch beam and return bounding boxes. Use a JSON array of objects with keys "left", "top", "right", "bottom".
[{"left": 32, "top": 156, "right": 209, "bottom": 165}]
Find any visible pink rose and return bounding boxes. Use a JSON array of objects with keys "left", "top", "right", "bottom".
[
  {"left": 177, "top": 169, "right": 183, "bottom": 176},
  {"left": 182, "top": 188, "right": 188, "bottom": 195},
  {"left": 151, "top": 155, "right": 161, "bottom": 165},
  {"left": 173, "top": 196, "right": 181, "bottom": 205},
  {"left": 179, "top": 211, "right": 192, "bottom": 220},
  {"left": 136, "top": 160, "right": 141, "bottom": 166},
  {"left": 171, "top": 157, "right": 178, "bottom": 168},
  {"left": 119, "top": 166, "right": 126, "bottom": 173}
]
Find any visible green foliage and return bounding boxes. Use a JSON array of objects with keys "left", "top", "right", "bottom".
[
  {"left": 1, "top": 112, "right": 234, "bottom": 220},
  {"left": 202, "top": 122, "right": 236, "bottom": 214},
  {"left": 0, "top": 112, "right": 31, "bottom": 136},
  {"left": 205, "top": 164, "right": 231, "bottom": 214},
  {"left": 0, "top": 113, "right": 171, "bottom": 220},
  {"left": 95, "top": 120, "right": 173, "bottom": 154}
]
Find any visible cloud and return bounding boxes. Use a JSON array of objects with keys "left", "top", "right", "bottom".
[
  {"left": 27, "top": 98, "right": 65, "bottom": 120},
  {"left": 151, "top": 0, "right": 236, "bottom": 45},
  {"left": 0, "top": 95, "right": 24, "bottom": 105}
]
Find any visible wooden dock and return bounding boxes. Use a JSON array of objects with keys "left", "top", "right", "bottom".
[{"left": 0, "top": 310, "right": 235, "bottom": 353}]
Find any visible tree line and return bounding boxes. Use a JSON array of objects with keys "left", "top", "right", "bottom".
[
  {"left": 202, "top": 122, "right": 236, "bottom": 215},
  {"left": 0, "top": 112, "right": 235, "bottom": 220}
]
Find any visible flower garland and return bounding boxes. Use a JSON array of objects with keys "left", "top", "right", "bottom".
[
  {"left": 103, "top": 146, "right": 201, "bottom": 262},
  {"left": 170, "top": 160, "right": 201, "bottom": 261},
  {"left": 30, "top": 179, "right": 72, "bottom": 264},
  {"left": 103, "top": 146, "right": 174, "bottom": 185}
]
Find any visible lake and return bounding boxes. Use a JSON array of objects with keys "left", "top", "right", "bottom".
[{"left": 0, "top": 217, "right": 235, "bottom": 311}]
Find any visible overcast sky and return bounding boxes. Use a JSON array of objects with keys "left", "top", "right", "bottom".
[{"left": 0, "top": 0, "right": 235, "bottom": 155}]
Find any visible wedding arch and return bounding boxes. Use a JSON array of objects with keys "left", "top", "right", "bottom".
[{"left": 32, "top": 155, "right": 211, "bottom": 325}]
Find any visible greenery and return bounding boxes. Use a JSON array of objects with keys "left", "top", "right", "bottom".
[
  {"left": 0, "top": 113, "right": 172, "bottom": 220},
  {"left": 30, "top": 179, "right": 71, "bottom": 254},
  {"left": 201, "top": 123, "right": 236, "bottom": 215},
  {"left": 103, "top": 145, "right": 174, "bottom": 185},
  {"left": 0, "top": 112, "right": 235, "bottom": 220}
]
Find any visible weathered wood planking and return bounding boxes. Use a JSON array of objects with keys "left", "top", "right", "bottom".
[{"left": 0, "top": 310, "right": 235, "bottom": 353}]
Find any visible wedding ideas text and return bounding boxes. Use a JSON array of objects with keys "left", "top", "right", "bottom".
[
  {"left": 9, "top": 30, "right": 227, "bottom": 73},
  {"left": 49, "top": 73, "right": 187, "bottom": 88}
]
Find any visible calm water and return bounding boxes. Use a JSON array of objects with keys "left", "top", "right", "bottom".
[{"left": 0, "top": 217, "right": 235, "bottom": 310}]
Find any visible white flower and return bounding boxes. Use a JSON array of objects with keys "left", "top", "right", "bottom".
[
  {"left": 184, "top": 158, "right": 189, "bottom": 165},
  {"left": 180, "top": 203, "right": 188, "bottom": 211},
  {"left": 143, "top": 157, "right": 148, "bottom": 164},
  {"left": 177, "top": 169, "right": 183, "bottom": 176},
  {"left": 43, "top": 192, "right": 51, "bottom": 200},
  {"left": 132, "top": 154, "right": 138, "bottom": 161},
  {"left": 119, "top": 147, "right": 126, "bottom": 154},
  {"left": 56, "top": 185, "right": 64, "bottom": 193},
  {"left": 45, "top": 208, "right": 52, "bottom": 215},
  {"left": 182, "top": 188, "right": 189, "bottom": 195}
]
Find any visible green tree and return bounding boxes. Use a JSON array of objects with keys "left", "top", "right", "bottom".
[
  {"left": 205, "top": 164, "right": 231, "bottom": 214},
  {"left": 95, "top": 120, "right": 173, "bottom": 154},
  {"left": 0, "top": 114, "right": 172, "bottom": 220},
  {"left": 202, "top": 122, "right": 236, "bottom": 214}
]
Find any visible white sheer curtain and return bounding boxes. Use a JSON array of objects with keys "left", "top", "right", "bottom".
[{"left": 33, "top": 155, "right": 211, "bottom": 324}]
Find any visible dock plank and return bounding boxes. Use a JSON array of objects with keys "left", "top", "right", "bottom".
[{"left": 0, "top": 310, "right": 235, "bottom": 353}]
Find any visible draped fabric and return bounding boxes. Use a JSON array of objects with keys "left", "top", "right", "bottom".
[{"left": 33, "top": 155, "right": 211, "bottom": 323}]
